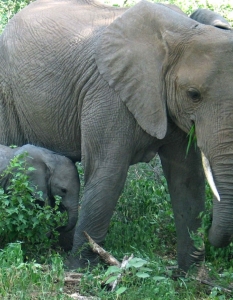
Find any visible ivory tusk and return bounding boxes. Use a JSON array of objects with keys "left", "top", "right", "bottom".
[{"left": 201, "top": 152, "right": 220, "bottom": 201}]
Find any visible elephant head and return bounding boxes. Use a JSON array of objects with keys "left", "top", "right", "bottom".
[
  {"left": 95, "top": 2, "right": 233, "bottom": 249},
  {"left": 0, "top": 144, "right": 80, "bottom": 233}
]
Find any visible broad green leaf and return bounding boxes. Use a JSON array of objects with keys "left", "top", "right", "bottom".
[
  {"left": 139, "top": 267, "right": 153, "bottom": 272},
  {"left": 153, "top": 276, "right": 166, "bottom": 282},
  {"left": 127, "top": 257, "right": 147, "bottom": 268},
  {"left": 28, "top": 167, "right": 36, "bottom": 171},
  {"left": 128, "top": 260, "right": 147, "bottom": 268},
  {"left": 136, "top": 272, "right": 150, "bottom": 278},
  {"left": 105, "top": 275, "right": 118, "bottom": 284},
  {"left": 105, "top": 265, "right": 121, "bottom": 276},
  {"left": 116, "top": 286, "right": 127, "bottom": 295}
]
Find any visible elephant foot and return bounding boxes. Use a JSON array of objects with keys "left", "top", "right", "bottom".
[
  {"left": 177, "top": 244, "right": 205, "bottom": 273},
  {"left": 64, "top": 235, "right": 108, "bottom": 270},
  {"left": 58, "top": 228, "right": 75, "bottom": 252},
  {"left": 47, "top": 228, "right": 75, "bottom": 252},
  {"left": 65, "top": 251, "right": 100, "bottom": 271}
]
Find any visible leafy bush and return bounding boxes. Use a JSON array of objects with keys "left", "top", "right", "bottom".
[
  {"left": 0, "top": 152, "right": 67, "bottom": 261},
  {"left": 0, "top": 0, "right": 34, "bottom": 33}
]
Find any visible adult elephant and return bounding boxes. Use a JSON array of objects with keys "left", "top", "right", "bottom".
[
  {"left": 0, "top": 0, "right": 233, "bottom": 272},
  {"left": 0, "top": 144, "right": 80, "bottom": 250}
]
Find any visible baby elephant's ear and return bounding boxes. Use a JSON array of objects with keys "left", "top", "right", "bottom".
[
  {"left": 15, "top": 145, "right": 51, "bottom": 202},
  {"left": 95, "top": 1, "right": 168, "bottom": 139}
]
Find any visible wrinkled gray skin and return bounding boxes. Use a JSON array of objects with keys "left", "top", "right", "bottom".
[
  {"left": 1, "top": 0, "right": 233, "bottom": 272},
  {"left": 190, "top": 8, "right": 232, "bottom": 30},
  {"left": 0, "top": 144, "right": 80, "bottom": 250}
]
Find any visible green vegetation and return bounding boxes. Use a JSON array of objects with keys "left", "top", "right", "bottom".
[
  {"left": 0, "top": 0, "right": 33, "bottom": 32},
  {"left": 80, "top": 162, "right": 232, "bottom": 299},
  {"left": 0, "top": 242, "right": 68, "bottom": 299},
  {"left": 186, "top": 124, "right": 197, "bottom": 156},
  {"left": 0, "top": 0, "right": 233, "bottom": 299},
  {"left": 0, "top": 152, "right": 67, "bottom": 261}
]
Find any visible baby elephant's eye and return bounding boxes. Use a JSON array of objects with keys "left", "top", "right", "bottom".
[
  {"left": 187, "top": 88, "right": 201, "bottom": 103},
  {"left": 61, "top": 188, "right": 67, "bottom": 193}
]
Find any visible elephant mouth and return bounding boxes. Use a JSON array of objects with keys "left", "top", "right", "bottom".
[{"left": 59, "top": 203, "right": 66, "bottom": 213}]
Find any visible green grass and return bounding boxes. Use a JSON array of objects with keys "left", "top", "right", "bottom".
[
  {"left": 0, "top": 242, "right": 69, "bottom": 299},
  {"left": 0, "top": 0, "right": 233, "bottom": 299}
]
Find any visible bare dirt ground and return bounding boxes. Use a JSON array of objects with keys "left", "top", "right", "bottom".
[{"left": 63, "top": 272, "right": 99, "bottom": 300}]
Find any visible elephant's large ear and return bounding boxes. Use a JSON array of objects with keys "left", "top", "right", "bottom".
[{"left": 95, "top": 1, "right": 169, "bottom": 139}]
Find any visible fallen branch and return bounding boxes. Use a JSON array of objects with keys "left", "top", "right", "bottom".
[
  {"left": 84, "top": 231, "right": 135, "bottom": 292},
  {"left": 192, "top": 277, "right": 233, "bottom": 294},
  {"left": 166, "top": 265, "right": 233, "bottom": 294},
  {"left": 83, "top": 231, "right": 120, "bottom": 266},
  {"left": 193, "top": 265, "right": 233, "bottom": 294}
]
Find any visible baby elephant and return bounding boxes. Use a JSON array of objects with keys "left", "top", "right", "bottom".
[{"left": 0, "top": 144, "right": 80, "bottom": 250}]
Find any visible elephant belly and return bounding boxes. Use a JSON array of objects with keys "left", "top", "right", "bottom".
[{"left": 18, "top": 101, "right": 82, "bottom": 161}]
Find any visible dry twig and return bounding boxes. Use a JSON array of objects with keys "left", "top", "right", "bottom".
[
  {"left": 192, "top": 277, "right": 233, "bottom": 294},
  {"left": 83, "top": 231, "right": 120, "bottom": 266},
  {"left": 84, "top": 231, "right": 134, "bottom": 292},
  {"left": 166, "top": 265, "right": 233, "bottom": 294}
]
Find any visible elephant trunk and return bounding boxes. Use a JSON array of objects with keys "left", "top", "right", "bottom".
[
  {"left": 208, "top": 199, "right": 233, "bottom": 248},
  {"left": 57, "top": 204, "right": 79, "bottom": 233},
  {"left": 63, "top": 210, "right": 78, "bottom": 232},
  {"left": 206, "top": 156, "right": 233, "bottom": 247}
]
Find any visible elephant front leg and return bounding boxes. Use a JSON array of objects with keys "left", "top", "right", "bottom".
[
  {"left": 159, "top": 132, "right": 205, "bottom": 272},
  {"left": 66, "top": 162, "right": 129, "bottom": 270}
]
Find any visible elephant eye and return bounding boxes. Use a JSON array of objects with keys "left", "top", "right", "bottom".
[
  {"left": 187, "top": 88, "right": 201, "bottom": 103},
  {"left": 61, "top": 188, "right": 67, "bottom": 194}
]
